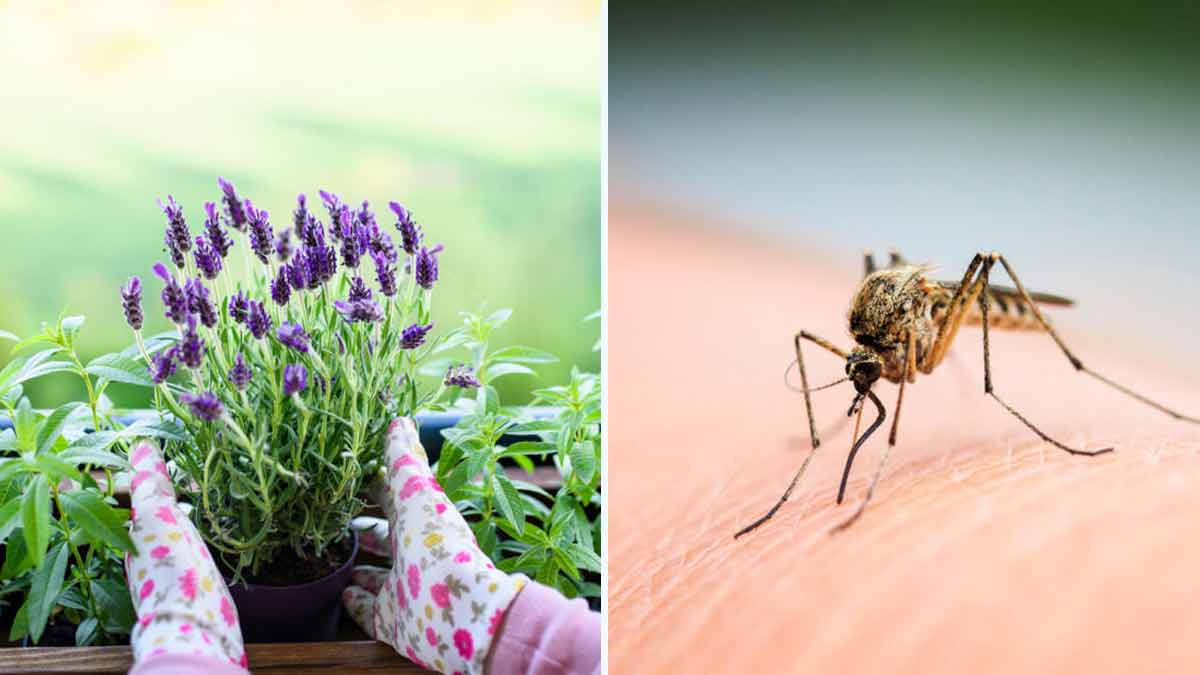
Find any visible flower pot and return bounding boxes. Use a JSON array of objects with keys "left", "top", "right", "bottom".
[{"left": 226, "top": 530, "right": 359, "bottom": 643}]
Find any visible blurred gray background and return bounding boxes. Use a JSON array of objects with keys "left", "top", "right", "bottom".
[{"left": 612, "top": 2, "right": 1200, "bottom": 376}]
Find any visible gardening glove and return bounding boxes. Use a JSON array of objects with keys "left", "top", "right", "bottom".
[
  {"left": 343, "top": 417, "right": 527, "bottom": 675},
  {"left": 125, "top": 440, "right": 248, "bottom": 674}
]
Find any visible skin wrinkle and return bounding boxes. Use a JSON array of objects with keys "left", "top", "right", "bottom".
[{"left": 610, "top": 205, "right": 1200, "bottom": 674}]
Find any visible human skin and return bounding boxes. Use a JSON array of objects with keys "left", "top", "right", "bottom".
[{"left": 608, "top": 203, "right": 1200, "bottom": 674}]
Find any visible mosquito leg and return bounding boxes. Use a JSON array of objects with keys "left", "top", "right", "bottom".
[
  {"left": 978, "top": 254, "right": 1113, "bottom": 456},
  {"left": 922, "top": 253, "right": 985, "bottom": 372},
  {"left": 863, "top": 250, "right": 877, "bottom": 278},
  {"left": 734, "top": 331, "right": 848, "bottom": 539},
  {"left": 994, "top": 255, "right": 1199, "bottom": 425},
  {"left": 832, "top": 333, "right": 915, "bottom": 532}
]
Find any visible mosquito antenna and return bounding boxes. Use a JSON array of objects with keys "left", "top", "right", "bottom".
[
  {"left": 783, "top": 360, "right": 849, "bottom": 394},
  {"left": 836, "top": 390, "right": 886, "bottom": 504}
]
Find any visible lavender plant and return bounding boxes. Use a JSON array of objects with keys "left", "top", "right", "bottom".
[{"left": 124, "top": 178, "right": 466, "bottom": 579}]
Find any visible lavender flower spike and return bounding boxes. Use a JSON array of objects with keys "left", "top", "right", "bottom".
[
  {"left": 180, "top": 391, "right": 223, "bottom": 422},
  {"left": 179, "top": 315, "right": 206, "bottom": 369},
  {"left": 229, "top": 353, "right": 251, "bottom": 391},
  {"left": 274, "top": 227, "right": 294, "bottom": 263},
  {"left": 283, "top": 364, "right": 308, "bottom": 396},
  {"left": 390, "top": 201, "right": 421, "bottom": 255},
  {"left": 276, "top": 322, "right": 310, "bottom": 353},
  {"left": 185, "top": 278, "right": 218, "bottom": 328},
  {"left": 348, "top": 276, "right": 372, "bottom": 302},
  {"left": 121, "top": 276, "right": 143, "bottom": 330},
  {"left": 415, "top": 244, "right": 442, "bottom": 290},
  {"left": 218, "top": 176, "right": 247, "bottom": 231},
  {"left": 193, "top": 235, "right": 222, "bottom": 280},
  {"left": 228, "top": 290, "right": 250, "bottom": 324},
  {"left": 334, "top": 299, "right": 384, "bottom": 324},
  {"left": 271, "top": 269, "right": 291, "bottom": 306},
  {"left": 444, "top": 363, "right": 480, "bottom": 389},
  {"left": 148, "top": 346, "right": 177, "bottom": 384},
  {"left": 246, "top": 301, "right": 272, "bottom": 339},
  {"left": 159, "top": 195, "right": 191, "bottom": 268},
  {"left": 203, "top": 201, "right": 233, "bottom": 258},
  {"left": 400, "top": 323, "right": 433, "bottom": 350},
  {"left": 152, "top": 262, "right": 188, "bottom": 324},
  {"left": 373, "top": 251, "right": 397, "bottom": 297},
  {"left": 244, "top": 199, "right": 274, "bottom": 264},
  {"left": 294, "top": 194, "right": 311, "bottom": 244}
]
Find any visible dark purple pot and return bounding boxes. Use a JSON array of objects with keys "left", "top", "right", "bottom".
[{"left": 226, "top": 531, "right": 359, "bottom": 643}]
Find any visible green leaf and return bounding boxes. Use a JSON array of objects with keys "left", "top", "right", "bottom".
[
  {"left": 1, "top": 533, "right": 32, "bottom": 578},
  {"left": 120, "top": 417, "right": 189, "bottom": 443},
  {"left": 60, "top": 490, "right": 134, "bottom": 552},
  {"left": 484, "top": 362, "right": 535, "bottom": 381},
  {"left": 487, "top": 345, "right": 559, "bottom": 364},
  {"left": 36, "top": 402, "right": 85, "bottom": 455},
  {"left": 75, "top": 617, "right": 99, "bottom": 647},
  {"left": 0, "top": 329, "right": 18, "bottom": 342},
  {"left": 21, "top": 474, "right": 50, "bottom": 567},
  {"left": 86, "top": 353, "right": 154, "bottom": 387},
  {"left": 563, "top": 542, "right": 602, "bottom": 573},
  {"left": 491, "top": 471, "right": 525, "bottom": 532},
  {"left": 26, "top": 541, "right": 69, "bottom": 643},
  {"left": 0, "top": 497, "right": 22, "bottom": 543},
  {"left": 7, "top": 334, "right": 61, "bottom": 356},
  {"left": 470, "top": 520, "right": 498, "bottom": 558},
  {"left": 32, "top": 454, "right": 83, "bottom": 483},
  {"left": 8, "top": 601, "right": 28, "bottom": 642},
  {"left": 582, "top": 309, "right": 601, "bottom": 322},
  {"left": 13, "top": 397, "right": 39, "bottom": 452},
  {"left": 534, "top": 557, "right": 558, "bottom": 586},
  {"left": 569, "top": 440, "right": 597, "bottom": 484},
  {"left": 499, "top": 441, "right": 556, "bottom": 457},
  {"left": 93, "top": 578, "right": 135, "bottom": 634},
  {"left": 484, "top": 307, "right": 513, "bottom": 330},
  {"left": 59, "top": 447, "right": 127, "bottom": 470},
  {"left": 552, "top": 547, "right": 582, "bottom": 581}
]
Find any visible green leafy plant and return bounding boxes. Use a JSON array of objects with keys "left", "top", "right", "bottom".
[
  {"left": 434, "top": 309, "right": 602, "bottom": 600},
  {"left": 124, "top": 179, "right": 467, "bottom": 580},
  {"left": 0, "top": 316, "right": 179, "bottom": 645}
]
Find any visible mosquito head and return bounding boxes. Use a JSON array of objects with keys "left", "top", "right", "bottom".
[{"left": 846, "top": 349, "right": 882, "bottom": 394}]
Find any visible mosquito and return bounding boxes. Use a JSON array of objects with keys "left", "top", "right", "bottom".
[{"left": 734, "top": 250, "right": 1200, "bottom": 538}]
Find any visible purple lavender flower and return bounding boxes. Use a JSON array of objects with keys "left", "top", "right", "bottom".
[
  {"left": 444, "top": 363, "right": 480, "bottom": 389},
  {"left": 148, "top": 346, "right": 178, "bottom": 384},
  {"left": 400, "top": 323, "right": 433, "bottom": 350},
  {"left": 218, "top": 176, "right": 247, "bottom": 231},
  {"left": 271, "top": 269, "right": 291, "bottom": 306},
  {"left": 348, "top": 276, "right": 372, "bottom": 303},
  {"left": 274, "top": 227, "right": 294, "bottom": 263},
  {"left": 319, "top": 190, "right": 343, "bottom": 225},
  {"left": 415, "top": 244, "right": 442, "bottom": 290},
  {"left": 179, "top": 315, "right": 206, "bottom": 369},
  {"left": 334, "top": 299, "right": 384, "bottom": 323},
  {"left": 228, "top": 290, "right": 249, "bottom": 324},
  {"left": 389, "top": 201, "right": 421, "bottom": 255},
  {"left": 244, "top": 199, "right": 274, "bottom": 264},
  {"left": 158, "top": 195, "right": 191, "bottom": 268},
  {"left": 203, "top": 201, "right": 233, "bottom": 258},
  {"left": 193, "top": 235, "right": 222, "bottom": 280},
  {"left": 276, "top": 322, "right": 310, "bottom": 353},
  {"left": 286, "top": 259, "right": 310, "bottom": 292},
  {"left": 293, "top": 194, "right": 311, "bottom": 243},
  {"left": 185, "top": 278, "right": 218, "bottom": 328},
  {"left": 340, "top": 228, "right": 363, "bottom": 268},
  {"left": 152, "top": 262, "right": 188, "bottom": 324},
  {"left": 246, "top": 301, "right": 271, "bottom": 339},
  {"left": 372, "top": 252, "right": 397, "bottom": 297},
  {"left": 121, "top": 276, "right": 143, "bottom": 330},
  {"left": 229, "top": 353, "right": 251, "bottom": 391},
  {"left": 283, "top": 364, "right": 308, "bottom": 396},
  {"left": 180, "top": 391, "right": 223, "bottom": 422},
  {"left": 368, "top": 223, "right": 397, "bottom": 263}
]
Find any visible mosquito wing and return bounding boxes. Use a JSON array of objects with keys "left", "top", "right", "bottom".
[{"left": 937, "top": 280, "right": 1074, "bottom": 307}]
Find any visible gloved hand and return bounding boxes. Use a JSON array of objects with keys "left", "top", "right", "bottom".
[
  {"left": 343, "top": 418, "right": 527, "bottom": 675},
  {"left": 125, "top": 440, "right": 248, "bottom": 672}
]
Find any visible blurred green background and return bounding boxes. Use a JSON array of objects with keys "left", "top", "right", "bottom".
[{"left": 0, "top": 1, "right": 600, "bottom": 406}]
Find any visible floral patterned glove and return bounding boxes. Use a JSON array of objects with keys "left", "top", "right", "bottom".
[
  {"left": 125, "top": 440, "right": 248, "bottom": 672},
  {"left": 344, "top": 418, "right": 526, "bottom": 675}
]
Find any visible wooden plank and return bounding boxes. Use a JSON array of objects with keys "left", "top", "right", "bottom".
[{"left": 0, "top": 641, "right": 424, "bottom": 674}]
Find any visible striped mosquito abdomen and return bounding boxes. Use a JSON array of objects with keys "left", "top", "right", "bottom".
[{"left": 963, "top": 290, "right": 1046, "bottom": 331}]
